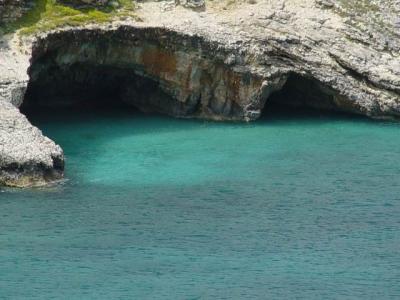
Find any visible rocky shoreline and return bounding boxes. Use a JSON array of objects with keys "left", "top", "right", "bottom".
[{"left": 0, "top": 0, "right": 399, "bottom": 187}]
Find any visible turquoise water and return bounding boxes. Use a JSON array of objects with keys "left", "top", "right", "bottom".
[{"left": 1, "top": 108, "right": 400, "bottom": 299}]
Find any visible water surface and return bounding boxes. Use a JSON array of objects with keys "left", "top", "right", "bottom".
[{"left": 1, "top": 108, "right": 400, "bottom": 299}]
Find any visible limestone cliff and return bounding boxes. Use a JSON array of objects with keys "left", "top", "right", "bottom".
[{"left": 0, "top": 0, "right": 399, "bottom": 187}]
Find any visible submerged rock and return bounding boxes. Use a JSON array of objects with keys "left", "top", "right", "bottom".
[{"left": 0, "top": 0, "right": 399, "bottom": 187}]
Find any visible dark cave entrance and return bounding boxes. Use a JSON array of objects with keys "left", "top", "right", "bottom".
[
  {"left": 259, "top": 73, "right": 354, "bottom": 119},
  {"left": 23, "top": 64, "right": 131, "bottom": 111},
  {"left": 22, "top": 60, "right": 356, "bottom": 122},
  {"left": 21, "top": 62, "right": 181, "bottom": 117}
]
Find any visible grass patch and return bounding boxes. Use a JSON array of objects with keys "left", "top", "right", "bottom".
[
  {"left": 2, "top": 0, "right": 136, "bottom": 35},
  {"left": 1, "top": 0, "right": 47, "bottom": 34}
]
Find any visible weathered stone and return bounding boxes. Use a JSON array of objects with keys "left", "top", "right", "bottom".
[
  {"left": 178, "top": 0, "right": 205, "bottom": 10},
  {"left": 25, "top": 27, "right": 264, "bottom": 120},
  {"left": 315, "top": 0, "right": 334, "bottom": 9},
  {"left": 0, "top": 100, "right": 64, "bottom": 187}
]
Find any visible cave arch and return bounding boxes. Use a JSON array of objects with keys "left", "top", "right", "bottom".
[
  {"left": 20, "top": 27, "right": 264, "bottom": 121},
  {"left": 259, "top": 73, "right": 356, "bottom": 118},
  {"left": 8, "top": 30, "right": 361, "bottom": 188},
  {"left": 21, "top": 28, "right": 358, "bottom": 123}
]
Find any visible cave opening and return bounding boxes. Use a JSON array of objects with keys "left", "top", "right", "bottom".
[
  {"left": 21, "top": 62, "right": 180, "bottom": 118},
  {"left": 21, "top": 59, "right": 355, "bottom": 123},
  {"left": 259, "top": 73, "right": 353, "bottom": 120}
]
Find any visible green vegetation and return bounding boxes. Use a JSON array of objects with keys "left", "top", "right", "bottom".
[{"left": 2, "top": 0, "right": 136, "bottom": 35}]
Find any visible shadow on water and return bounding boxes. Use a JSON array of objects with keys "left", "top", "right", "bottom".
[
  {"left": 22, "top": 101, "right": 398, "bottom": 152},
  {"left": 23, "top": 105, "right": 208, "bottom": 139},
  {"left": 258, "top": 102, "right": 370, "bottom": 124},
  {"left": 19, "top": 100, "right": 400, "bottom": 192}
]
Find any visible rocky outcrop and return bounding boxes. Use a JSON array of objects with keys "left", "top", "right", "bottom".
[
  {"left": 0, "top": 33, "right": 64, "bottom": 188},
  {"left": 0, "top": 0, "right": 399, "bottom": 187},
  {"left": 23, "top": 21, "right": 400, "bottom": 120},
  {"left": 178, "top": 0, "right": 205, "bottom": 10},
  {"left": 25, "top": 27, "right": 268, "bottom": 120},
  {"left": 0, "top": 100, "right": 63, "bottom": 187}
]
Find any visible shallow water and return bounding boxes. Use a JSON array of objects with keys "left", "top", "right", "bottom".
[{"left": 1, "top": 108, "right": 400, "bottom": 299}]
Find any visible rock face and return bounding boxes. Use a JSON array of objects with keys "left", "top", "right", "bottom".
[
  {"left": 178, "top": 0, "right": 205, "bottom": 10},
  {"left": 0, "top": 0, "right": 399, "bottom": 187},
  {"left": 0, "top": 100, "right": 64, "bottom": 187},
  {"left": 25, "top": 27, "right": 267, "bottom": 120}
]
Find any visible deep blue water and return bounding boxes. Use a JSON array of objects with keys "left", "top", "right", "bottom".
[{"left": 1, "top": 108, "right": 400, "bottom": 299}]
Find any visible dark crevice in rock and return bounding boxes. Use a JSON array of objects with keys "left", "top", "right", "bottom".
[
  {"left": 23, "top": 64, "right": 131, "bottom": 109},
  {"left": 22, "top": 61, "right": 191, "bottom": 117},
  {"left": 261, "top": 73, "right": 360, "bottom": 116}
]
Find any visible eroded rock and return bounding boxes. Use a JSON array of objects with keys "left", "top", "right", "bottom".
[
  {"left": 25, "top": 27, "right": 265, "bottom": 120},
  {"left": 0, "top": 101, "right": 63, "bottom": 187}
]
